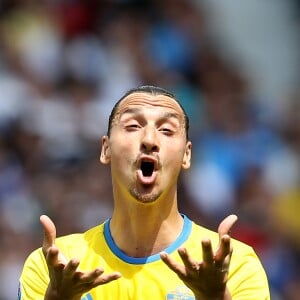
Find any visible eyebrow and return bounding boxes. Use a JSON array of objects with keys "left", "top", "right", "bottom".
[
  {"left": 120, "top": 108, "right": 181, "bottom": 121},
  {"left": 120, "top": 108, "right": 141, "bottom": 116}
]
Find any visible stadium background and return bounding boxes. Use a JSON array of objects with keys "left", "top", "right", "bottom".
[{"left": 0, "top": 1, "right": 300, "bottom": 299}]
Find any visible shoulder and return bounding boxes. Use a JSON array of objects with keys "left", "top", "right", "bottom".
[
  {"left": 54, "top": 222, "right": 106, "bottom": 256},
  {"left": 23, "top": 222, "right": 106, "bottom": 263},
  {"left": 191, "top": 220, "right": 255, "bottom": 252},
  {"left": 188, "top": 220, "right": 259, "bottom": 266}
]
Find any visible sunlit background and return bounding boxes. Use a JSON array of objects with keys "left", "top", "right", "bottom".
[{"left": 0, "top": 1, "right": 300, "bottom": 299}]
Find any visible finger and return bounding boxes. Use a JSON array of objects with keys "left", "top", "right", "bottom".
[
  {"left": 160, "top": 252, "right": 186, "bottom": 276},
  {"left": 201, "top": 238, "right": 214, "bottom": 265},
  {"left": 40, "top": 215, "right": 57, "bottom": 252},
  {"left": 76, "top": 268, "right": 121, "bottom": 285},
  {"left": 46, "top": 246, "right": 64, "bottom": 269},
  {"left": 214, "top": 235, "right": 231, "bottom": 266},
  {"left": 92, "top": 271, "right": 122, "bottom": 286},
  {"left": 74, "top": 267, "right": 105, "bottom": 283},
  {"left": 45, "top": 246, "right": 65, "bottom": 289},
  {"left": 218, "top": 214, "right": 238, "bottom": 238},
  {"left": 177, "top": 247, "right": 200, "bottom": 272},
  {"left": 222, "top": 248, "right": 233, "bottom": 270},
  {"left": 63, "top": 258, "right": 80, "bottom": 279}
]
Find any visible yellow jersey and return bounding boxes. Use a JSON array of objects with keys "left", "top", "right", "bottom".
[{"left": 19, "top": 215, "right": 270, "bottom": 299}]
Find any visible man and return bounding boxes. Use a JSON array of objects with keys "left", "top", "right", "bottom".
[{"left": 19, "top": 85, "right": 270, "bottom": 299}]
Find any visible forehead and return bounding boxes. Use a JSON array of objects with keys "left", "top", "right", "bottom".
[{"left": 116, "top": 92, "right": 185, "bottom": 117}]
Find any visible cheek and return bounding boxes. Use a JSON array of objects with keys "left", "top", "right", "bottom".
[
  {"left": 110, "top": 140, "right": 136, "bottom": 166},
  {"left": 110, "top": 135, "right": 136, "bottom": 153},
  {"left": 163, "top": 144, "right": 186, "bottom": 166}
]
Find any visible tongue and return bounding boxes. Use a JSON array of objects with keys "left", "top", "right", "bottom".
[{"left": 137, "top": 169, "right": 157, "bottom": 185}]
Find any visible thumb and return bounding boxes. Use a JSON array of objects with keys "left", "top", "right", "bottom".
[
  {"left": 40, "top": 215, "right": 57, "bottom": 254},
  {"left": 218, "top": 214, "right": 238, "bottom": 238}
]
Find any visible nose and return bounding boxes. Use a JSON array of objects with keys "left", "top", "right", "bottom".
[{"left": 141, "top": 126, "right": 160, "bottom": 153}]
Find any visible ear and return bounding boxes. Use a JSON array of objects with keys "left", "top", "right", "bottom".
[
  {"left": 182, "top": 141, "right": 192, "bottom": 170},
  {"left": 100, "top": 136, "right": 111, "bottom": 164}
]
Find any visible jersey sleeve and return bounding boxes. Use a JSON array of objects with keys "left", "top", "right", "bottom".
[
  {"left": 228, "top": 246, "right": 270, "bottom": 300},
  {"left": 19, "top": 248, "right": 49, "bottom": 300}
]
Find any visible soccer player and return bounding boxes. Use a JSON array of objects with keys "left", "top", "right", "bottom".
[{"left": 19, "top": 85, "right": 270, "bottom": 299}]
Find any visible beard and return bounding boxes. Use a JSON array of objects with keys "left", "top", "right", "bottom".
[{"left": 129, "top": 185, "right": 162, "bottom": 203}]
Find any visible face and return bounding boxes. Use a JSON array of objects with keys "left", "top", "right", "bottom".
[{"left": 100, "top": 92, "right": 192, "bottom": 204}]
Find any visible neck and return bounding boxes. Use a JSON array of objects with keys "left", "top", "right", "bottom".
[{"left": 110, "top": 192, "right": 184, "bottom": 257}]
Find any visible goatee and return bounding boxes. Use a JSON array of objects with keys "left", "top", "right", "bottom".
[{"left": 129, "top": 186, "right": 162, "bottom": 203}]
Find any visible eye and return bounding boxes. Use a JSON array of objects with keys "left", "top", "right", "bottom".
[
  {"left": 159, "top": 128, "right": 174, "bottom": 135},
  {"left": 125, "top": 124, "right": 140, "bottom": 131}
]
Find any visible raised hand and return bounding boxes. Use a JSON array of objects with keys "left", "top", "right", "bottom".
[
  {"left": 160, "top": 215, "right": 238, "bottom": 300},
  {"left": 40, "top": 215, "right": 121, "bottom": 300}
]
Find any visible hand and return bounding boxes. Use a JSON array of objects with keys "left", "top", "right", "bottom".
[
  {"left": 40, "top": 215, "right": 121, "bottom": 300},
  {"left": 160, "top": 214, "right": 238, "bottom": 300}
]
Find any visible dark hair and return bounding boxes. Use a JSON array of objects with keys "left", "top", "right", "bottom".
[{"left": 107, "top": 85, "right": 190, "bottom": 139}]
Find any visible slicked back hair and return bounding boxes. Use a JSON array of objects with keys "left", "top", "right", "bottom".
[{"left": 106, "top": 85, "right": 190, "bottom": 140}]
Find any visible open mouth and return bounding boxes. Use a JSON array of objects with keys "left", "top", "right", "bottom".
[
  {"left": 141, "top": 161, "right": 155, "bottom": 177},
  {"left": 136, "top": 156, "right": 158, "bottom": 184}
]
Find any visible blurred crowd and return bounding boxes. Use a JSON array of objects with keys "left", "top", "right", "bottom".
[{"left": 0, "top": 0, "right": 300, "bottom": 299}]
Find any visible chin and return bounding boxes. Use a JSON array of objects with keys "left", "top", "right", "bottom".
[{"left": 130, "top": 186, "right": 161, "bottom": 204}]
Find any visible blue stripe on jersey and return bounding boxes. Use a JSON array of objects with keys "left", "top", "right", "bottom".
[
  {"left": 81, "top": 293, "right": 93, "bottom": 300},
  {"left": 104, "top": 214, "right": 192, "bottom": 264},
  {"left": 18, "top": 282, "right": 21, "bottom": 300}
]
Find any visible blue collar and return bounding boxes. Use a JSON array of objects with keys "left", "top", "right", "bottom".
[{"left": 103, "top": 214, "right": 192, "bottom": 264}]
